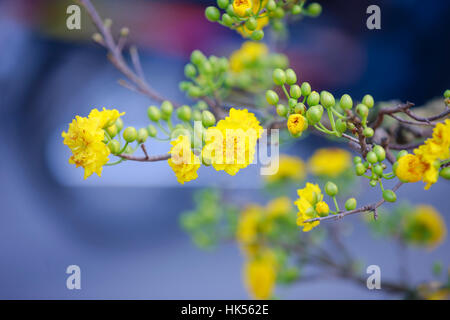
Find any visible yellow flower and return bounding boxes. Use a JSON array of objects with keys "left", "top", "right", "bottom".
[
  {"left": 294, "top": 183, "right": 325, "bottom": 232},
  {"left": 88, "top": 108, "right": 125, "bottom": 129},
  {"left": 237, "top": 204, "right": 263, "bottom": 245},
  {"left": 62, "top": 115, "right": 110, "bottom": 179},
  {"left": 427, "top": 289, "right": 450, "bottom": 300},
  {"left": 308, "top": 148, "right": 352, "bottom": 177},
  {"left": 266, "top": 197, "right": 292, "bottom": 219},
  {"left": 264, "top": 154, "right": 306, "bottom": 184},
  {"left": 404, "top": 205, "right": 447, "bottom": 248},
  {"left": 244, "top": 250, "right": 277, "bottom": 300},
  {"left": 168, "top": 135, "right": 201, "bottom": 184},
  {"left": 315, "top": 201, "right": 330, "bottom": 216},
  {"left": 229, "top": 41, "right": 269, "bottom": 73},
  {"left": 395, "top": 154, "right": 427, "bottom": 183},
  {"left": 203, "top": 108, "right": 263, "bottom": 176},
  {"left": 287, "top": 114, "right": 308, "bottom": 136},
  {"left": 233, "top": 0, "right": 252, "bottom": 17}
]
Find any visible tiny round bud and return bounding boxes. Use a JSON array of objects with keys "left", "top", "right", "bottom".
[
  {"left": 92, "top": 33, "right": 103, "bottom": 43},
  {"left": 274, "top": 7, "right": 285, "bottom": 18},
  {"left": 217, "top": 0, "right": 229, "bottom": 9},
  {"left": 301, "top": 82, "right": 311, "bottom": 97},
  {"left": 104, "top": 18, "right": 112, "bottom": 28},
  {"left": 366, "top": 151, "right": 378, "bottom": 164},
  {"left": 288, "top": 98, "right": 297, "bottom": 109},
  {"left": 345, "top": 198, "right": 357, "bottom": 211},
  {"left": 353, "top": 156, "right": 362, "bottom": 164},
  {"left": 444, "top": 89, "right": 450, "bottom": 98},
  {"left": 205, "top": 6, "right": 221, "bottom": 22},
  {"left": 250, "top": 30, "right": 264, "bottom": 41},
  {"left": 107, "top": 140, "right": 121, "bottom": 154},
  {"left": 115, "top": 118, "right": 124, "bottom": 131},
  {"left": 363, "top": 127, "right": 374, "bottom": 138},
  {"left": 307, "top": 91, "right": 320, "bottom": 106},
  {"left": 336, "top": 119, "right": 347, "bottom": 133},
  {"left": 222, "top": 13, "right": 233, "bottom": 26},
  {"left": 369, "top": 180, "right": 378, "bottom": 187},
  {"left": 192, "top": 110, "right": 202, "bottom": 121},
  {"left": 267, "top": 0, "right": 276, "bottom": 11},
  {"left": 306, "top": 105, "right": 323, "bottom": 125},
  {"left": 202, "top": 110, "right": 216, "bottom": 127},
  {"left": 439, "top": 167, "right": 450, "bottom": 179},
  {"left": 137, "top": 128, "right": 149, "bottom": 143},
  {"left": 285, "top": 68, "right": 297, "bottom": 85},
  {"left": 226, "top": 4, "right": 235, "bottom": 15},
  {"left": 373, "top": 145, "right": 386, "bottom": 162},
  {"left": 324, "top": 181, "right": 338, "bottom": 197},
  {"left": 246, "top": 17, "right": 258, "bottom": 31},
  {"left": 191, "top": 50, "right": 205, "bottom": 66},
  {"left": 266, "top": 90, "right": 279, "bottom": 105},
  {"left": 295, "top": 103, "right": 306, "bottom": 115},
  {"left": 184, "top": 63, "right": 197, "bottom": 78},
  {"left": 123, "top": 127, "right": 137, "bottom": 142},
  {"left": 187, "top": 86, "right": 202, "bottom": 98},
  {"left": 105, "top": 124, "right": 118, "bottom": 138},
  {"left": 276, "top": 104, "right": 288, "bottom": 117},
  {"left": 374, "top": 164, "right": 383, "bottom": 176},
  {"left": 177, "top": 105, "right": 192, "bottom": 122},
  {"left": 273, "top": 68, "right": 286, "bottom": 85},
  {"left": 320, "top": 90, "right": 335, "bottom": 109},
  {"left": 355, "top": 163, "right": 366, "bottom": 176},
  {"left": 160, "top": 101, "right": 174, "bottom": 120},
  {"left": 290, "top": 85, "right": 302, "bottom": 99},
  {"left": 292, "top": 5, "right": 302, "bottom": 15},
  {"left": 396, "top": 150, "right": 408, "bottom": 160},
  {"left": 356, "top": 103, "right": 369, "bottom": 118},
  {"left": 307, "top": 2, "right": 322, "bottom": 17},
  {"left": 340, "top": 94, "right": 353, "bottom": 110},
  {"left": 120, "top": 27, "right": 129, "bottom": 37},
  {"left": 147, "top": 125, "right": 157, "bottom": 137},
  {"left": 362, "top": 94, "right": 374, "bottom": 109},
  {"left": 382, "top": 189, "right": 397, "bottom": 203},
  {"left": 147, "top": 106, "right": 161, "bottom": 122}
]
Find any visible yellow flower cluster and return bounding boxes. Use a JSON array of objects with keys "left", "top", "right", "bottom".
[
  {"left": 264, "top": 154, "right": 306, "bottom": 184},
  {"left": 404, "top": 205, "right": 447, "bottom": 248},
  {"left": 396, "top": 119, "right": 450, "bottom": 189},
  {"left": 244, "top": 249, "right": 277, "bottom": 300},
  {"left": 62, "top": 108, "right": 124, "bottom": 179},
  {"left": 287, "top": 114, "right": 308, "bottom": 137},
  {"left": 233, "top": 0, "right": 252, "bottom": 17},
  {"left": 168, "top": 135, "right": 201, "bottom": 184},
  {"left": 203, "top": 108, "right": 263, "bottom": 176},
  {"left": 295, "top": 183, "right": 329, "bottom": 232},
  {"left": 229, "top": 41, "right": 268, "bottom": 73},
  {"left": 308, "top": 148, "right": 352, "bottom": 177}
]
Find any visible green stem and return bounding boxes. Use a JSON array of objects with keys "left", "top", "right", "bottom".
[
  {"left": 118, "top": 142, "right": 129, "bottom": 154},
  {"left": 317, "top": 121, "right": 335, "bottom": 135},
  {"left": 105, "top": 159, "right": 125, "bottom": 166},
  {"left": 327, "top": 108, "right": 337, "bottom": 134},
  {"left": 282, "top": 84, "right": 290, "bottom": 100},
  {"left": 157, "top": 122, "right": 171, "bottom": 136},
  {"left": 332, "top": 196, "right": 340, "bottom": 212},
  {"left": 331, "top": 107, "right": 346, "bottom": 119}
]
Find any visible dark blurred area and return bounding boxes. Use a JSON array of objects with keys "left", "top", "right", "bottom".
[{"left": 0, "top": 0, "right": 449, "bottom": 299}]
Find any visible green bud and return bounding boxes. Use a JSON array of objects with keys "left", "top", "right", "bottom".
[
  {"left": 160, "top": 101, "right": 173, "bottom": 119},
  {"left": 246, "top": 17, "right": 258, "bottom": 31},
  {"left": 355, "top": 163, "right": 366, "bottom": 176},
  {"left": 285, "top": 68, "right": 297, "bottom": 85},
  {"left": 444, "top": 89, "right": 450, "bottom": 98},
  {"left": 273, "top": 68, "right": 286, "bottom": 85},
  {"left": 292, "top": 4, "right": 302, "bottom": 15},
  {"left": 147, "top": 106, "right": 161, "bottom": 122},
  {"left": 396, "top": 150, "right": 408, "bottom": 160},
  {"left": 137, "top": 128, "right": 149, "bottom": 143},
  {"left": 340, "top": 94, "right": 353, "bottom": 110},
  {"left": 202, "top": 110, "right": 216, "bottom": 127},
  {"left": 123, "top": 127, "right": 137, "bottom": 142},
  {"left": 288, "top": 98, "right": 297, "bottom": 109},
  {"left": 362, "top": 94, "right": 374, "bottom": 108},
  {"left": 222, "top": 13, "right": 233, "bottom": 26},
  {"left": 274, "top": 7, "right": 285, "bottom": 18},
  {"left": 115, "top": 118, "right": 124, "bottom": 131},
  {"left": 266, "top": 0, "right": 276, "bottom": 11},
  {"left": 217, "top": 0, "right": 229, "bottom": 9},
  {"left": 107, "top": 140, "right": 121, "bottom": 154},
  {"left": 374, "top": 164, "right": 383, "bottom": 176},
  {"left": 276, "top": 104, "right": 288, "bottom": 117},
  {"left": 348, "top": 122, "right": 355, "bottom": 130},
  {"left": 320, "top": 90, "right": 335, "bottom": 109},
  {"left": 290, "top": 84, "right": 302, "bottom": 99},
  {"left": 192, "top": 110, "right": 202, "bottom": 121},
  {"left": 345, "top": 198, "right": 357, "bottom": 211},
  {"left": 306, "top": 105, "right": 323, "bottom": 124},
  {"left": 147, "top": 125, "right": 157, "bottom": 137},
  {"left": 177, "top": 105, "right": 192, "bottom": 122},
  {"left": 363, "top": 127, "right": 374, "bottom": 138},
  {"left": 226, "top": 4, "right": 235, "bottom": 15},
  {"left": 295, "top": 103, "right": 306, "bottom": 115},
  {"left": 105, "top": 124, "right": 118, "bottom": 138},
  {"left": 369, "top": 180, "right": 377, "bottom": 187},
  {"left": 373, "top": 145, "right": 386, "bottom": 162},
  {"left": 307, "top": 91, "right": 320, "bottom": 106},
  {"left": 301, "top": 82, "right": 311, "bottom": 97},
  {"left": 266, "top": 90, "right": 279, "bottom": 105},
  {"left": 366, "top": 151, "right": 378, "bottom": 164},
  {"left": 205, "top": 6, "right": 220, "bottom": 22},
  {"left": 307, "top": 3, "right": 322, "bottom": 17},
  {"left": 439, "top": 167, "right": 450, "bottom": 179},
  {"left": 324, "top": 181, "right": 338, "bottom": 197},
  {"left": 336, "top": 119, "right": 347, "bottom": 133},
  {"left": 184, "top": 63, "right": 196, "bottom": 78},
  {"left": 250, "top": 30, "right": 264, "bottom": 41},
  {"left": 356, "top": 103, "right": 369, "bottom": 118},
  {"left": 191, "top": 50, "right": 205, "bottom": 66},
  {"left": 382, "top": 189, "right": 397, "bottom": 203},
  {"left": 179, "top": 81, "right": 191, "bottom": 91},
  {"left": 353, "top": 156, "right": 362, "bottom": 164},
  {"left": 187, "top": 86, "right": 202, "bottom": 98}
]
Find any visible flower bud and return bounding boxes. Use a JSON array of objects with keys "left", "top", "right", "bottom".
[
  {"left": 306, "top": 105, "right": 323, "bottom": 124},
  {"left": 439, "top": 167, "right": 450, "bottom": 179},
  {"left": 274, "top": 7, "right": 285, "bottom": 18},
  {"left": 444, "top": 89, "right": 450, "bottom": 98},
  {"left": 373, "top": 145, "right": 386, "bottom": 162},
  {"left": 187, "top": 86, "right": 202, "bottom": 98},
  {"left": 246, "top": 17, "right": 258, "bottom": 31},
  {"left": 147, "top": 106, "right": 161, "bottom": 122},
  {"left": 396, "top": 150, "right": 408, "bottom": 160},
  {"left": 137, "top": 128, "right": 149, "bottom": 143},
  {"left": 285, "top": 68, "right": 297, "bottom": 85},
  {"left": 115, "top": 118, "right": 124, "bottom": 131},
  {"left": 363, "top": 127, "right": 374, "bottom": 138},
  {"left": 107, "top": 140, "right": 121, "bottom": 154},
  {"left": 192, "top": 110, "right": 202, "bottom": 121},
  {"left": 301, "top": 82, "right": 311, "bottom": 97},
  {"left": 217, "top": 0, "right": 229, "bottom": 9},
  {"left": 177, "top": 105, "right": 192, "bottom": 122},
  {"left": 336, "top": 118, "right": 347, "bottom": 133},
  {"left": 184, "top": 63, "right": 197, "bottom": 78},
  {"left": 273, "top": 68, "right": 286, "bottom": 85},
  {"left": 123, "top": 127, "right": 137, "bottom": 142},
  {"left": 205, "top": 6, "right": 220, "bottom": 22},
  {"left": 202, "top": 110, "right": 216, "bottom": 127},
  {"left": 288, "top": 98, "right": 297, "bottom": 109},
  {"left": 362, "top": 94, "right": 374, "bottom": 108},
  {"left": 324, "top": 181, "right": 338, "bottom": 197},
  {"left": 320, "top": 90, "right": 335, "bottom": 109},
  {"left": 369, "top": 180, "right": 377, "bottom": 187},
  {"left": 374, "top": 164, "right": 383, "bottom": 176},
  {"left": 251, "top": 30, "right": 264, "bottom": 41},
  {"left": 356, "top": 103, "right": 369, "bottom": 118},
  {"left": 276, "top": 104, "right": 288, "bottom": 117},
  {"left": 105, "top": 124, "right": 118, "bottom": 138},
  {"left": 353, "top": 156, "right": 362, "bottom": 164},
  {"left": 160, "top": 101, "right": 174, "bottom": 120},
  {"left": 355, "top": 163, "right": 366, "bottom": 176},
  {"left": 307, "top": 2, "right": 322, "bottom": 17},
  {"left": 366, "top": 151, "right": 378, "bottom": 164},
  {"left": 147, "top": 125, "right": 157, "bottom": 137},
  {"left": 290, "top": 84, "right": 302, "bottom": 99},
  {"left": 292, "top": 4, "right": 302, "bottom": 15},
  {"left": 340, "top": 94, "right": 353, "bottom": 110},
  {"left": 307, "top": 91, "right": 320, "bottom": 106},
  {"left": 222, "top": 13, "right": 233, "bottom": 26},
  {"left": 267, "top": 0, "right": 276, "bottom": 11},
  {"left": 191, "top": 50, "right": 206, "bottom": 66},
  {"left": 295, "top": 103, "right": 306, "bottom": 115},
  {"left": 345, "top": 198, "right": 357, "bottom": 211},
  {"left": 382, "top": 189, "right": 397, "bottom": 203},
  {"left": 266, "top": 90, "right": 279, "bottom": 105}
]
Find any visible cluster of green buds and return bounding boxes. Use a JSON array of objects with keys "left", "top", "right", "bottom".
[
  {"left": 321, "top": 181, "right": 357, "bottom": 216},
  {"left": 180, "top": 50, "right": 229, "bottom": 100},
  {"left": 353, "top": 145, "right": 397, "bottom": 203},
  {"left": 205, "top": 0, "right": 322, "bottom": 41},
  {"left": 104, "top": 117, "right": 137, "bottom": 156}
]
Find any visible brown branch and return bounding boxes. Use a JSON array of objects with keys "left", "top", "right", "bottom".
[
  {"left": 118, "top": 153, "right": 170, "bottom": 162},
  {"left": 371, "top": 102, "right": 415, "bottom": 130}
]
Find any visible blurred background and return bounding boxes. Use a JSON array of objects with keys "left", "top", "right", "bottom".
[{"left": 0, "top": 0, "right": 449, "bottom": 299}]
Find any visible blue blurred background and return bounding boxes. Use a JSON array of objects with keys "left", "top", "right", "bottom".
[{"left": 0, "top": 0, "right": 449, "bottom": 299}]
